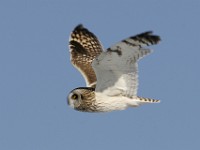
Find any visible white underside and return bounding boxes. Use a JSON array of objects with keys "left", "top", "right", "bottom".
[{"left": 95, "top": 92, "right": 141, "bottom": 112}]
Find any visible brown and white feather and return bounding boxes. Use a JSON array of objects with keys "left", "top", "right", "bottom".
[{"left": 69, "top": 24, "right": 103, "bottom": 87}]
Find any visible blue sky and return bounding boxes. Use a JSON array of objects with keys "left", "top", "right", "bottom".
[{"left": 0, "top": 0, "right": 200, "bottom": 150}]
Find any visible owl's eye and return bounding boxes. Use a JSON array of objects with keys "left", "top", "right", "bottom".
[{"left": 71, "top": 93, "right": 78, "bottom": 100}]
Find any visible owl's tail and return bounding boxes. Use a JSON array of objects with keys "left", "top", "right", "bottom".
[{"left": 136, "top": 96, "right": 160, "bottom": 104}]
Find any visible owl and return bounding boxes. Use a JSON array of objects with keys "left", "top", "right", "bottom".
[{"left": 67, "top": 24, "right": 161, "bottom": 112}]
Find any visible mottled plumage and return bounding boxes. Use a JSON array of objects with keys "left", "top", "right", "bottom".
[
  {"left": 68, "top": 24, "right": 161, "bottom": 112},
  {"left": 69, "top": 25, "right": 103, "bottom": 87}
]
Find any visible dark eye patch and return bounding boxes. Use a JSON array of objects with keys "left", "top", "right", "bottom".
[{"left": 80, "top": 94, "right": 84, "bottom": 100}]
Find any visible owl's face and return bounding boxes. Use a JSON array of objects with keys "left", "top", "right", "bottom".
[
  {"left": 67, "top": 87, "right": 96, "bottom": 111},
  {"left": 67, "top": 89, "right": 83, "bottom": 109}
]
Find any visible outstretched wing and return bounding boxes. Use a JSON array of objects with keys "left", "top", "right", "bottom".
[
  {"left": 69, "top": 24, "right": 103, "bottom": 87},
  {"left": 92, "top": 31, "right": 160, "bottom": 97}
]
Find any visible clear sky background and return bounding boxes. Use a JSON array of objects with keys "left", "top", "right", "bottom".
[{"left": 0, "top": 0, "right": 200, "bottom": 150}]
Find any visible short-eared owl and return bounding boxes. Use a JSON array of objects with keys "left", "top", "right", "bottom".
[{"left": 68, "top": 24, "right": 161, "bottom": 112}]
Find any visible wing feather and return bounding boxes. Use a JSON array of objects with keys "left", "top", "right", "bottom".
[
  {"left": 69, "top": 24, "right": 103, "bottom": 87},
  {"left": 92, "top": 31, "right": 160, "bottom": 97}
]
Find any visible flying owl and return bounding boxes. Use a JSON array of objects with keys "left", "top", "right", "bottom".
[{"left": 67, "top": 24, "right": 161, "bottom": 112}]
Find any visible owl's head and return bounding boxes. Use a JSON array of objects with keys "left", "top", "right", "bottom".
[{"left": 67, "top": 87, "right": 95, "bottom": 111}]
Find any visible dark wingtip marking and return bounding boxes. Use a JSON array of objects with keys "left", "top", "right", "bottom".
[
  {"left": 74, "top": 24, "right": 84, "bottom": 30},
  {"left": 131, "top": 31, "right": 161, "bottom": 45},
  {"left": 72, "top": 24, "right": 89, "bottom": 35}
]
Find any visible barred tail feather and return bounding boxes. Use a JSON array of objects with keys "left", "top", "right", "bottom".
[{"left": 136, "top": 96, "right": 160, "bottom": 104}]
